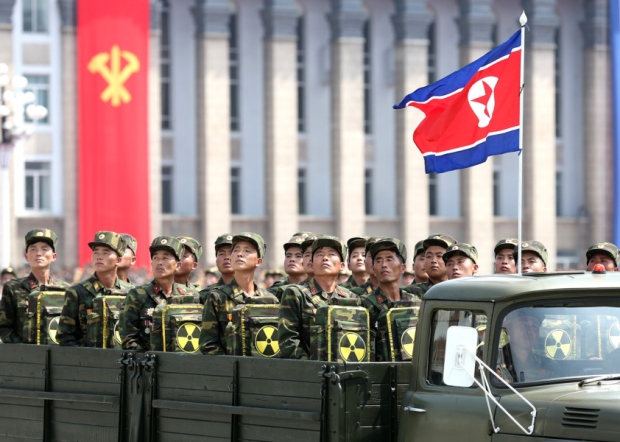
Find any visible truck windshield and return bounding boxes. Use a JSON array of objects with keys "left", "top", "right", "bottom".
[{"left": 495, "top": 305, "right": 620, "bottom": 384}]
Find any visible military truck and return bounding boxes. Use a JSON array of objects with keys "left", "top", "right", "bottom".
[{"left": 1, "top": 271, "right": 619, "bottom": 441}]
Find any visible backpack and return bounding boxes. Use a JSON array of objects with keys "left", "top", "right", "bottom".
[
  {"left": 23, "top": 288, "right": 67, "bottom": 345},
  {"left": 86, "top": 294, "right": 126, "bottom": 348},
  {"left": 376, "top": 305, "right": 419, "bottom": 362},
  {"left": 225, "top": 302, "right": 280, "bottom": 357},
  {"left": 309, "top": 305, "right": 370, "bottom": 362},
  {"left": 150, "top": 303, "right": 204, "bottom": 353}
]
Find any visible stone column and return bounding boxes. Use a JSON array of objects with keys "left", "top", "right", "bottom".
[
  {"left": 392, "top": 0, "right": 431, "bottom": 251},
  {"left": 149, "top": 0, "right": 162, "bottom": 237},
  {"left": 328, "top": 0, "right": 367, "bottom": 240},
  {"left": 523, "top": 0, "right": 558, "bottom": 269},
  {"left": 193, "top": 0, "right": 232, "bottom": 247},
  {"left": 457, "top": 0, "right": 495, "bottom": 274},
  {"left": 262, "top": 0, "right": 299, "bottom": 267},
  {"left": 582, "top": 0, "right": 611, "bottom": 242},
  {"left": 57, "top": 0, "right": 78, "bottom": 267},
  {"left": 0, "top": 0, "right": 15, "bottom": 268}
]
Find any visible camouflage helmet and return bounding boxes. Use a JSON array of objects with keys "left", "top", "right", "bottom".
[
  {"left": 177, "top": 236, "right": 203, "bottom": 261},
  {"left": 494, "top": 238, "right": 518, "bottom": 256},
  {"left": 25, "top": 228, "right": 58, "bottom": 252},
  {"left": 283, "top": 235, "right": 305, "bottom": 251},
  {"left": 346, "top": 236, "right": 368, "bottom": 259},
  {"left": 300, "top": 233, "right": 318, "bottom": 253},
  {"left": 149, "top": 236, "right": 184, "bottom": 261},
  {"left": 232, "top": 232, "right": 267, "bottom": 258},
  {"left": 88, "top": 231, "right": 126, "bottom": 257},
  {"left": 369, "top": 238, "right": 408, "bottom": 263},
  {"left": 443, "top": 243, "right": 478, "bottom": 264},
  {"left": 1, "top": 267, "right": 16, "bottom": 277},
  {"left": 120, "top": 233, "right": 137, "bottom": 255},
  {"left": 422, "top": 233, "right": 457, "bottom": 251},
  {"left": 364, "top": 237, "right": 382, "bottom": 253},
  {"left": 514, "top": 240, "right": 548, "bottom": 266},
  {"left": 214, "top": 233, "right": 234, "bottom": 253},
  {"left": 586, "top": 242, "right": 619, "bottom": 267},
  {"left": 413, "top": 240, "right": 425, "bottom": 260},
  {"left": 311, "top": 235, "right": 347, "bottom": 261}
]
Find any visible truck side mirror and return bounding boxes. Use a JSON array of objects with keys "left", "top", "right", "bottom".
[{"left": 443, "top": 326, "right": 478, "bottom": 387}]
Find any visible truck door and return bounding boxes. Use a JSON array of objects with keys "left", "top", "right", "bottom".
[{"left": 400, "top": 308, "right": 493, "bottom": 442}]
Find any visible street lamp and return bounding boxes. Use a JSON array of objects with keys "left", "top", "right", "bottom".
[{"left": 0, "top": 62, "right": 49, "bottom": 268}]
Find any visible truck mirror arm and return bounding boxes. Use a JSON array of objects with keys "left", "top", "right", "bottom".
[{"left": 457, "top": 344, "right": 537, "bottom": 436}]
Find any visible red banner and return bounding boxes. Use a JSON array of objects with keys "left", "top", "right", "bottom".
[{"left": 77, "top": 0, "right": 150, "bottom": 267}]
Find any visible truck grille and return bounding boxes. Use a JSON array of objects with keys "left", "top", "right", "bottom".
[{"left": 562, "top": 407, "right": 600, "bottom": 429}]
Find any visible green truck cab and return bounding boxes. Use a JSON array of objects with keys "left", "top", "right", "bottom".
[{"left": 400, "top": 271, "right": 620, "bottom": 442}]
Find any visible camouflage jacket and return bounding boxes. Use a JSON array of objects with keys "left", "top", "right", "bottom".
[
  {"left": 120, "top": 280, "right": 198, "bottom": 351},
  {"left": 0, "top": 273, "right": 69, "bottom": 343},
  {"left": 338, "top": 274, "right": 367, "bottom": 290},
  {"left": 199, "top": 277, "right": 225, "bottom": 304},
  {"left": 362, "top": 287, "right": 420, "bottom": 330},
  {"left": 268, "top": 276, "right": 308, "bottom": 301},
  {"left": 56, "top": 274, "right": 133, "bottom": 347},
  {"left": 351, "top": 280, "right": 376, "bottom": 297},
  {"left": 199, "top": 279, "right": 277, "bottom": 355},
  {"left": 278, "top": 279, "right": 357, "bottom": 360},
  {"left": 402, "top": 281, "right": 432, "bottom": 297}
]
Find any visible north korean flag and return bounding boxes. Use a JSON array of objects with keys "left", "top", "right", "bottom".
[{"left": 394, "top": 30, "right": 522, "bottom": 174}]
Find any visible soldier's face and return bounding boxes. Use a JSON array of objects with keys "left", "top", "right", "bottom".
[
  {"left": 373, "top": 250, "right": 405, "bottom": 284},
  {"left": 216, "top": 245, "right": 233, "bottom": 275},
  {"left": 348, "top": 247, "right": 366, "bottom": 274},
  {"left": 1, "top": 273, "right": 15, "bottom": 285},
  {"left": 91, "top": 246, "right": 120, "bottom": 273},
  {"left": 312, "top": 247, "right": 344, "bottom": 277},
  {"left": 413, "top": 253, "right": 428, "bottom": 282},
  {"left": 587, "top": 253, "right": 618, "bottom": 272},
  {"left": 445, "top": 254, "right": 478, "bottom": 279},
  {"left": 24, "top": 242, "right": 57, "bottom": 269},
  {"left": 151, "top": 250, "right": 180, "bottom": 277},
  {"left": 521, "top": 252, "right": 546, "bottom": 273},
  {"left": 231, "top": 241, "right": 262, "bottom": 272},
  {"left": 424, "top": 246, "right": 447, "bottom": 282},
  {"left": 364, "top": 252, "right": 375, "bottom": 277},
  {"left": 284, "top": 246, "right": 304, "bottom": 276},
  {"left": 495, "top": 249, "right": 517, "bottom": 274},
  {"left": 118, "top": 248, "right": 136, "bottom": 271},
  {"left": 303, "top": 248, "right": 314, "bottom": 275},
  {"left": 177, "top": 247, "right": 198, "bottom": 277}
]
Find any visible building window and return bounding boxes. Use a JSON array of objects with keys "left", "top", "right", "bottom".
[
  {"left": 24, "top": 75, "right": 49, "bottom": 124},
  {"left": 22, "top": 0, "right": 48, "bottom": 34},
  {"left": 363, "top": 20, "right": 372, "bottom": 135},
  {"left": 427, "top": 21, "right": 436, "bottom": 84},
  {"left": 160, "top": 0, "right": 171, "bottom": 130},
  {"left": 162, "top": 165, "right": 173, "bottom": 214},
  {"left": 364, "top": 168, "right": 373, "bottom": 215},
  {"left": 556, "top": 170, "right": 562, "bottom": 216},
  {"left": 493, "top": 170, "right": 500, "bottom": 216},
  {"left": 429, "top": 172, "right": 438, "bottom": 215},
  {"left": 298, "top": 167, "right": 307, "bottom": 215},
  {"left": 231, "top": 166, "right": 241, "bottom": 214},
  {"left": 554, "top": 28, "right": 561, "bottom": 139},
  {"left": 25, "top": 161, "right": 51, "bottom": 211},
  {"left": 229, "top": 15, "right": 240, "bottom": 132},
  {"left": 296, "top": 17, "right": 306, "bottom": 133}
]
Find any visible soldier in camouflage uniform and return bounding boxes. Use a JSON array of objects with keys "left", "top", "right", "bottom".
[
  {"left": 57, "top": 231, "right": 134, "bottom": 346},
  {"left": 199, "top": 232, "right": 277, "bottom": 355},
  {"left": 585, "top": 242, "right": 619, "bottom": 272},
  {"left": 443, "top": 243, "right": 479, "bottom": 280},
  {"left": 269, "top": 234, "right": 308, "bottom": 298},
  {"left": 117, "top": 234, "right": 137, "bottom": 285},
  {"left": 411, "top": 240, "right": 429, "bottom": 283},
  {"left": 1, "top": 267, "right": 17, "bottom": 287},
  {"left": 278, "top": 235, "right": 357, "bottom": 359},
  {"left": 175, "top": 236, "right": 203, "bottom": 290},
  {"left": 403, "top": 233, "right": 456, "bottom": 296},
  {"left": 0, "top": 229, "right": 69, "bottom": 343},
  {"left": 199, "top": 233, "right": 235, "bottom": 304},
  {"left": 300, "top": 233, "right": 318, "bottom": 283},
  {"left": 494, "top": 238, "right": 517, "bottom": 274},
  {"left": 120, "top": 236, "right": 200, "bottom": 351},
  {"left": 339, "top": 237, "right": 369, "bottom": 290},
  {"left": 351, "top": 237, "right": 381, "bottom": 297}
]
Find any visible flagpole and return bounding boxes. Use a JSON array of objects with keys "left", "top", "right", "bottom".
[{"left": 517, "top": 11, "right": 527, "bottom": 275}]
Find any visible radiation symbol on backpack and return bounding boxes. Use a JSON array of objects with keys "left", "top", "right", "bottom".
[
  {"left": 113, "top": 322, "right": 122, "bottom": 346},
  {"left": 254, "top": 325, "right": 280, "bottom": 357},
  {"left": 608, "top": 321, "right": 620, "bottom": 349},
  {"left": 400, "top": 327, "right": 416, "bottom": 357},
  {"left": 338, "top": 332, "right": 366, "bottom": 362},
  {"left": 47, "top": 316, "right": 60, "bottom": 344},
  {"left": 176, "top": 323, "right": 201, "bottom": 353},
  {"left": 545, "top": 329, "right": 572, "bottom": 360}
]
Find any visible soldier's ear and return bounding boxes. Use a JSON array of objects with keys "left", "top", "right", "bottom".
[
  {"left": 116, "top": 255, "right": 122, "bottom": 266},
  {"left": 339, "top": 261, "right": 345, "bottom": 270},
  {"left": 256, "top": 257, "right": 263, "bottom": 268},
  {"left": 51, "top": 252, "right": 57, "bottom": 263},
  {"left": 192, "top": 260, "right": 198, "bottom": 270},
  {"left": 472, "top": 264, "right": 479, "bottom": 275}
]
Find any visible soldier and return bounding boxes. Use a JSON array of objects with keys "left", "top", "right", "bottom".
[
  {"left": 585, "top": 242, "right": 619, "bottom": 272},
  {"left": 514, "top": 241, "right": 547, "bottom": 273},
  {"left": 1, "top": 267, "right": 17, "bottom": 286},
  {"left": 494, "top": 238, "right": 517, "bottom": 274},
  {"left": 199, "top": 232, "right": 277, "bottom": 355},
  {"left": 203, "top": 267, "right": 220, "bottom": 287},
  {"left": 269, "top": 235, "right": 307, "bottom": 297},
  {"left": 278, "top": 235, "right": 357, "bottom": 359},
  {"left": 264, "top": 269, "right": 285, "bottom": 289},
  {"left": 411, "top": 240, "right": 429, "bottom": 284},
  {"left": 401, "top": 269, "right": 415, "bottom": 286},
  {"left": 120, "top": 236, "right": 199, "bottom": 351},
  {"left": 443, "top": 243, "right": 479, "bottom": 280},
  {"left": 117, "top": 234, "right": 137, "bottom": 284},
  {"left": 199, "top": 234, "right": 234, "bottom": 304},
  {"left": 351, "top": 237, "right": 381, "bottom": 297},
  {"left": 175, "top": 236, "right": 203, "bottom": 289},
  {"left": 300, "top": 233, "right": 318, "bottom": 282},
  {"left": 362, "top": 238, "right": 419, "bottom": 329},
  {"left": 403, "top": 233, "right": 456, "bottom": 295},
  {"left": 339, "top": 237, "right": 369, "bottom": 289},
  {"left": 0, "top": 229, "right": 69, "bottom": 343},
  {"left": 57, "top": 231, "right": 133, "bottom": 346}
]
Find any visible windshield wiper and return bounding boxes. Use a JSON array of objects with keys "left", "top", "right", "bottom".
[{"left": 578, "top": 374, "right": 620, "bottom": 387}]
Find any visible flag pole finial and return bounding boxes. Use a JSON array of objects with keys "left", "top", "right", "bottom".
[{"left": 520, "top": 11, "right": 528, "bottom": 27}]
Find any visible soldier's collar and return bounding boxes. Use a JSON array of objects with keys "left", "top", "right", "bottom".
[
  {"left": 152, "top": 280, "right": 162, "bottom": 294},
  {"left": 26, "top": 272, "right": 39, "bottom": 289}
]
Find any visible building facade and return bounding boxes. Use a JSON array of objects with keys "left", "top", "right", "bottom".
[{"left": 0, "top": 0, "right": 611, "bottom": 272}]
